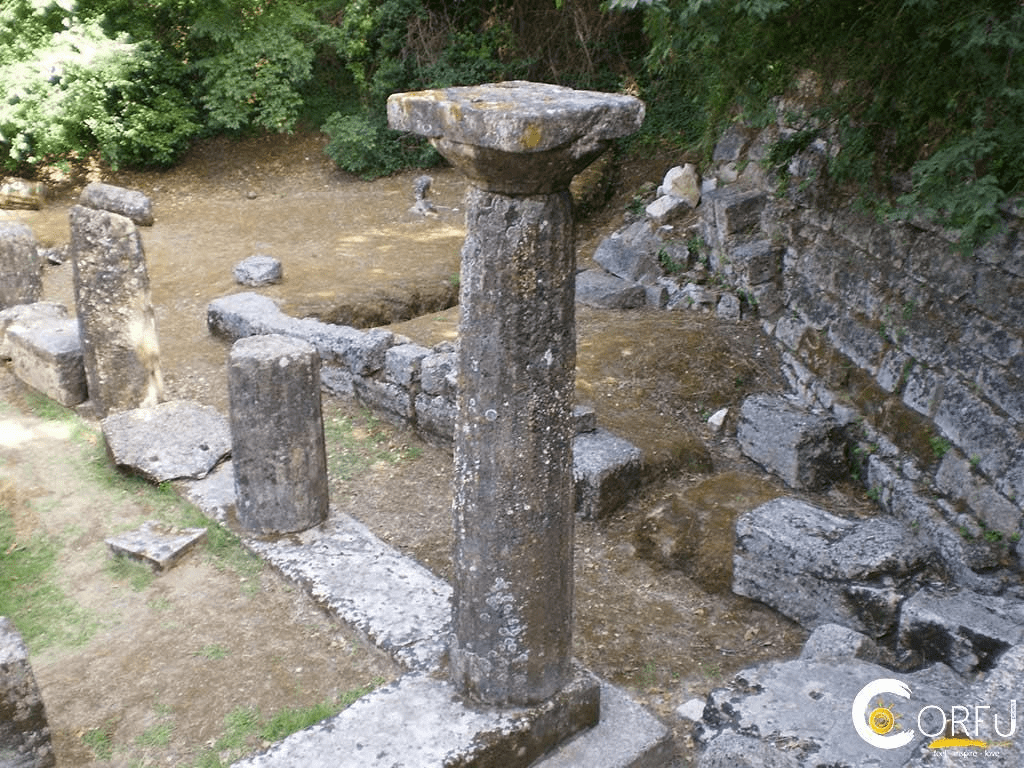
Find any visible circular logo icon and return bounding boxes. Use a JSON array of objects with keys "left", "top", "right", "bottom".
[{"left": 852, "top": 678, "right": 916, "bottom": 749}]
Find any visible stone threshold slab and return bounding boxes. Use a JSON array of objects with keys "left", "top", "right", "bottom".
[{"left": 182, "top": 462, "right": 672, "bottom": 766}]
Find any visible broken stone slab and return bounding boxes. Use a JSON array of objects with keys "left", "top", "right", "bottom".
[
  {"left": 0, "top": 303, "right": 68, "bottom": 360},
  {"left": 0, "top": 223, "right": 43, "bottom": 310},
  {"left": 798, "top": 622, "right": 882, "bottom": 664},
  {"left": 233, "top": 254, "right": 282, "bottom": 287},
  {"left": 575, "top": 269, "right": 646, "bottom": 309},
  {"left": 6, "top": 315, "right": 87, "bottom": 407},
  {"left": 733, "top": 497, "right": 936, "bottom": 638},
  {"left": 573, "top": 428, "right": 643, "bottom": 520},
  {"left": 737, "top": 393, "right": 846, "bottom": 490},
  {"left": 79, "top": 181, "right": 154, "bottom": 226},
  {"left": 105, "top": 520, "right": 207, "bottom": 571},
  {"left": 898, "top": 586, "right": 1024, "bottom": 674},
  {"left": 697, "top": 655, "right": 965, "bottom": 767},
  {"left": 102, "top": 400, "right": 231, "bottom": 482},
  {"left": 207, "top": 292, "right": 294, "bottom": 340},
  {"left": 0, "top": 616, "right": 56, "bottom": 768},
  {"left": 593, "top": 235, "right": 662, "bottom": 285},
  {"left": 387, "top": 81, "right": 644, "bottom": 195}
]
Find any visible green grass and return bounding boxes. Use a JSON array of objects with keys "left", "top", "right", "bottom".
[
  {"left": 193, "top": 643, "right": 229, "bottom": 660},
  {"left": 105, "top": 555, "right": 156, "bottom": 591},
  {"left": 0, "top": 504, "right": 97, "bottom": 651},
  {"left": 136, "top": 722, "right": 173, "bottom": 748},
  {"left": 188, "top": 682, "right": 384, "bottom": 767},
  {"left": 82, "top": 725, "right": 114, "bottom": 760},
  {"left": 324, "top": 410, "right": 422, "bottom": 482}
]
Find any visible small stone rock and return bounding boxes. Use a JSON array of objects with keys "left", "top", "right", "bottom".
[
  {"left": 233, "top": 254, "right": 283, "bottom": 287},
  {"left": 575, "top": 269, "right": 646, "bottom": 309},
  {"left": 707, "top": 408, "right": 728, "bottom": 432},
  {"left": 660, "top": 164, "right": 701, "bottom": 208},
  {"left": 79, "top": 181, "right": 154, "bottom": 226}
]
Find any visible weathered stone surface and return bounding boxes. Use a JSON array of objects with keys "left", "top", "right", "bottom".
[
  {"left": 660, "top": 164, "right": 701, "bottom": 208},
  {"left": 414, "top": 393, "right": 456, "bottom": 445},
  {"left": 575, "top": 269, "right": 646, "bottom": 309},
  {"left": 102, "top": 400, "right": 231, "bottom": 482},
  {"left": 593, "top": 235, "right": 661, "bottom": 285},
  {"left": 384, "top": 343, "right": 430, "bottom": 388},
  {"left": 69, "top": 205, "right": 163, "bottom": 416},
  {"left": 7, "top": 315, "right": 86, "bottom": 406},
  {"left": 419, "top": 350, "right": 456, "bottom": 397},
  {"left": 697, "top": 655, "right": 965, "bottom": 767},
  {"left": 0, "top": 302, "right": 67, "bottom": 360},
  {"left": 228, "top": 334, "right": 329, "bottom": 534},
  {"left": 105, "top": 520, "right": 207, "bottom": 571},
  {"left": 233, "top": 254, "right": 282, "bottom": 287},
  {"left": 573, "top": 428, "right": 643, "bottom": 521},
  {"left": 448, "top": 186, "right": 578, "bottom": 706},
  {"left": 0, "top": 617, "right": 56, "bottom": 768},
  {"left": 737, "top": 394, "right": 846, "bottom": 490},
  {"left": 353, "top": 376, "right": 412, "bottom": 425},
  {"left": 645, "top": 194, "right": 690, "bottom": 226},
  {"left": 733, "top": 497, "right": 936, "bottom": 637},
  {"left": 79, "top": 181, "right": 154, "bottom": 225},
  {"left": 0, "top": 223, "right": 42, "bottom": 310},
  {"left": 898, "top": 587, "right": 1024, "bottom": 674},
  {"left": 387, "top": 81, "right": 644, "bottom": 194},
  {"left": 798, "top": 623, "right": 881, "bottom": 664},
  {"left": 207, "top": 292, "right": 293, "bottom": 340},
  {"left": 573, "top": 404, "right": 597, "bottom": 434}
]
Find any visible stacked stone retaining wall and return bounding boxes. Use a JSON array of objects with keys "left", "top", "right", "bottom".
[{"left": 699, "top": 116, "right": 1024, "bottom": 579}]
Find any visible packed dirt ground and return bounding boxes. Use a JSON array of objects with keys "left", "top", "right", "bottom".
[{"left": 1, "top": 132, "right": 877, "bottom": 766}]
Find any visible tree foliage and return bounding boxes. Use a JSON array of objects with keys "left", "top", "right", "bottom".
[{"left": 614, "top": 0, "right": 1024, "bottom": 245}]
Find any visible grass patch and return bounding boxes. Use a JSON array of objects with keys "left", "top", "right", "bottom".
[
  {"left": 136, "top": 722, "right": 173, "bottom": 748},
  {"left": 0, "top": 497, "right": 97, "bottom": 651},
  {"left": 324, "top": 409, "right": 422, "bottom": 482},
  {"left": 105, "top": 555, "right": 156, "bottom": 592},
  {"left": 193, "top": 643, "right": 229, "bottom": 660},
  {"left": 82, "top": 725, "right": 115, "bottom": 760},
  {"left": 188, "top": 681, "right": 384, "bottom": 767}
]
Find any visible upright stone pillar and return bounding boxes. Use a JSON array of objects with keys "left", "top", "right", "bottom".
[
  {"left": 0, "top": 223, "right": 42, "bottom": 310},
  {"left": 69, "top": 205, "right": 164, "bottom": 416},
  {"left": 388, "top": 82, "right": 644, "bottom": 706},
  {"left": 228, "top": 334, "right": 329, "bottom": 534}
]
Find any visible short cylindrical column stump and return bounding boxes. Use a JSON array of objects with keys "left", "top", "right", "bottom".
[
  {"left": 389, "top": 81, "right": 644, "bottom": 707},
  {"left": 227, "top": 334, "right": 329, "bottom": 534}
]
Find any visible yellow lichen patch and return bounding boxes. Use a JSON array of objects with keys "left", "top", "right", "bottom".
[{"left": 521, "top": 123, "right": 543, "bottom": 151}]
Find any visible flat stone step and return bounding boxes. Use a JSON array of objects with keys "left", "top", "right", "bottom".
[{"left": 6, "top": 313, "right": 86, "bottom": 407}]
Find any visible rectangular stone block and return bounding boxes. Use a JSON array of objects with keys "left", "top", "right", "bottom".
[
  {"left": 7, "top": 316, "right": 87, "bottom": 406},
  {"left": 414, "top": 394, "right": 455, "bottom": 446},
  {"left": 733, "top": 497, "right": 934, "bottom": 638},
  {"left": 419, "top": 351, "right": 456, "bottom": 397},
  {"left": 736, "top": 394, "right": 845, "bottom": 490},
  {"left": 0, "top": 302, "right": 67, "bottom": 360},
  {"left": 353, "top": 376, "right": 413, "bottom": 425},
  {"left": 573, "top": 429, "right": 643, "bottom": 520},
  {"left": 710, "top": 187, "right": 766, "bottom": 238},
  {"left": 384, "top": 343, "right": 430, "bottom": 388},
  {"left": 344, "top": 328, "right": 393, "bottom": 376}
]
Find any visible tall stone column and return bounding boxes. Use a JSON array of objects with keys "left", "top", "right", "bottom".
[{"left": 388, "top": 81, "right": 644, "bottom": 706}]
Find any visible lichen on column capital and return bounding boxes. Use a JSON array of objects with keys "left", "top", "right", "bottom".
[{"left": 387, "top": 81, "right": 645, "bottom": 195}]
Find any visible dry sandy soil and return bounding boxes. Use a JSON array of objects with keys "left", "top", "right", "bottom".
[{"left": 1, "top": 132, "right": 878, "bottom": 766}]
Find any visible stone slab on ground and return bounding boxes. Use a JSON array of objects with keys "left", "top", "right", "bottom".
[
  {"left": 105, "top": 520, "right": 207, "bottom": 571},
  {"left": 733, "top": 497, "right": 936, "bottom": 638},
  {"left": 575, "top": 268, "right": 646, "bottom": 310},
  {"left": 6, "top": 314, "right": 86, "bottom": 407},
  {"left": 79, "top": 181, "right": 154, "bottom": 226},
  {"left": 102, "top": 400, "right": 231, "bottom": 482},
  {"left": 0, "top": 616, "right": 56, "bottom": 768},
  {"left": 244, "top": 507, "right": 453, "bottom": 672},
  {"left": 233, "top": 255, "right": 282, "bottom": 287},
  {"left": 232, "top": 670, "right": 604, "bottom": 768}
]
